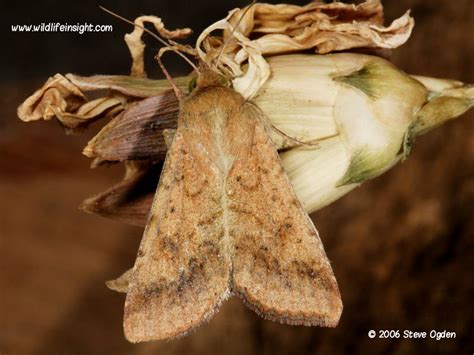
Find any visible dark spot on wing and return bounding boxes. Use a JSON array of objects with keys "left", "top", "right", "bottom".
[
  {"left": 160, "top": 236, "right": 178, "bottom": 255},
  {"left": 197, "top": 209, "right": 222, "bottom": 226},
  {"left": 292, "top": 260, "right": 316, "bottom": 279},
  {"left": 177, "top": 271, "right": 186, "bottom": 295},
  {"left": 199, "top": 240, "right": 219, "bottom": 256},
  {"left": 144, "top": 281, "right": 164, "bottom": 300}
]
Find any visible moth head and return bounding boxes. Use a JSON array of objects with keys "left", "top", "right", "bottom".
[{"left": 191, "top": 62, "right": 230, "bottom": 90}]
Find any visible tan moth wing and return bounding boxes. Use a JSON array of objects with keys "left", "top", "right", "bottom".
[
  {"left": 124, "top": 110, "right": 232, "bottom": 342},
  {"left": 124, "top": 84, "right": 341, "bottom": 342},
  {"left": 227, "top": 102, "right": 342, "bottom": 327}
]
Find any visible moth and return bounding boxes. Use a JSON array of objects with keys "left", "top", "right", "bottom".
[{"left": 123, "top": 68, "right": 342, "bottom": 342}]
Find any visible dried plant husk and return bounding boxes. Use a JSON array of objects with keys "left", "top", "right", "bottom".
[
  {"left": 83, "top": 89, "right": 179, "bottom": 163},
  {"left": 66, "top": 74, "right": 189, "bottom": 98},
  {"left": 82, "top": 53, "right": 474, "bottom": 226},
  {"left": 80, "top": 161, "right": 162, "bottom": 227},
  {"left": 274, "top": 56, "right": 473, "bottom": 213},
  {"left": 17, "top": 1, "right": 473, "bottom": 229},
  {"left": 17, "top": 74, "right": 188, "bottom": 132},
  {"left": 18, "top": 74, "right": 87, "bottom": 127},
  {"left": 17, "top": 0, "right": 413, "bottom": 130},
  {"left": 197, "top": 0, "right": 413, "bottom": 99}
]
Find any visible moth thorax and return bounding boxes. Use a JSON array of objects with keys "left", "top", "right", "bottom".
[{"left": 197, "top": 66, "right": 225, "bottom": 88}]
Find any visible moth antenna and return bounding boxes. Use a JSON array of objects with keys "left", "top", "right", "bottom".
[
  {"left": 156, "top": 54, "right": 183, "bottom": 101},
  {"left": 99, "top": 6, "right": 199, "bottom": 73},
  {"left": 214, "top": 0, "right": 257, "bottom": 71}
]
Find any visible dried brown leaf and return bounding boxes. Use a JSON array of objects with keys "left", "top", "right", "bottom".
[
  {"left": 66, "top": 74, "right": 189, "bottom": 98},
  {"left": 54, "top": 95, "right": 127, "bottom": 130},
  {"left": 83, "top": 89, "right": 179, "bottom": 162},
  {"left": 18, "top": 72, "right": 188, "bottom": 132},
  {"left": 17, "top": 74, "right": 87, "bottom": 123},
  {"left": 80, "top": 161, "right": 162, "bottom": 227}
]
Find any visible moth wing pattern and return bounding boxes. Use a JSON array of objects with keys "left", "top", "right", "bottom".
[
  {"left": 124, "top": 130, "right": 231, "bottom": 342},
  {"left": 228, "top": 103, "right": 343, "bottom": 327}
]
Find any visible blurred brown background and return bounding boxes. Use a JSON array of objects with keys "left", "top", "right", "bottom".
[{"left": 1, "top": 1, "right": 473, "bottom": 354}]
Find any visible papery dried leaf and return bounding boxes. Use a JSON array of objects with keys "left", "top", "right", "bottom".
[
  {"left": 66, "top": 74, "right": 189, "bottom": 98},
  {"left": 231, "top": 0, "right": 383, "bottom": 38},
  {"left": 197, "top": 0, "right": 413, "bottom": 99},
  {"left": 236, "top": 0, "right": 407, "bottom": 54},
  {"left": 197, "top": 16, "right": 270, "bottom": 99},
  {"left": 18, "top": 15, "right": 191, "bottom": 130},
  {"left": 17, "top": 74, "right": 129, "bottom": 131},
  {"left": 83, "top": 90, "right": 179, "bottom": 162},
  {"left": 124, "top": 15, "right": 192, "bottom": 77},
  {"left": 54, "top": 95, "right": 126, "bottom": 130},
  {"left": 243, "top": 11, "right": 413, "bottom": 57},
  {"left": 18, "top": 74, "right": 87, "bottom": 122},
  {"left": 80, "top": 161, "right": 162, "bottom": 227}
]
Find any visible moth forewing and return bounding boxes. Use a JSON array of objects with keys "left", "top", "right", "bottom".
[
  {"left": 124, "top": 83, "right": 342, "bottom": 342},
  {"left": 124, "top": 103, "right": 232, "bottom": 342},
  {"left": 228, "top": 102, "right": 342, "bottom": 327}
]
